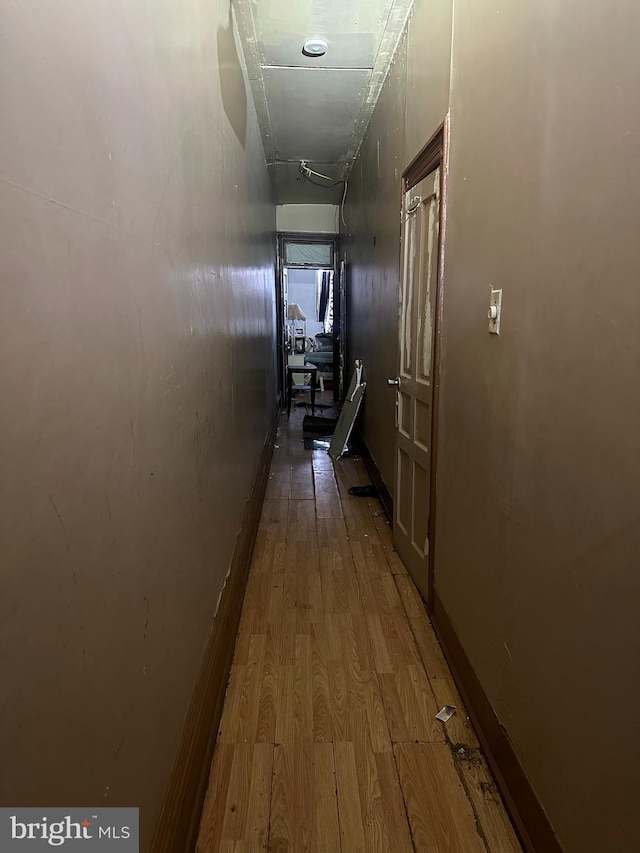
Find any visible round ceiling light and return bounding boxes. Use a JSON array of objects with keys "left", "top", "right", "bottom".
[{"left": 302, "top": 38, "right": 328, "bottom": 58}]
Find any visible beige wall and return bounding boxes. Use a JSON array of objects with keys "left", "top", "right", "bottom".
[
  {"left": 344, "top": 1, "right": 640, "bottom": 851},
  {"left": 0, "top": 0, "right": 275, "bottom": 847},
  {"left": 276, "top": 204, "right": 339, "bottom": 234},
  {"left": 345, "top": 0, "right": 452, "bottom": 487}
]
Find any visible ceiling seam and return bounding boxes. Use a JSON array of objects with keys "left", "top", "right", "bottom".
[
  {"left": 342, "top": 0, "right": 415, "bottom": 168},
  {"left": 275, "top": 159, "right": 350, "bottom": 164},
  {"left": 260, "top": 65, "right": 375, "bottom": 72},
  {"left": 232, "top": 0, "right": 276, "bottom": 166}
]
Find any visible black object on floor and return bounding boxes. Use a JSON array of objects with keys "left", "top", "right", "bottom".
[
  {"left": 302, "top": 415, "right": 338, "bottom": 433},
  {"left": 348, "top": 484, "right": 378, "bottom": 498}
]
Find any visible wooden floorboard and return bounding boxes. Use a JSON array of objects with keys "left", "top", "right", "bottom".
[
  {"left": 196, "top": 397, "right": 521, "bottom": 853},
  {"left": 394, "top": 742, "right": 486, "bottom": 853}
]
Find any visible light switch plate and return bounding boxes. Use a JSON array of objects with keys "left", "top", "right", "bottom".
[{"left": 488, "top": 287, "right": 503, "bottom": 334}]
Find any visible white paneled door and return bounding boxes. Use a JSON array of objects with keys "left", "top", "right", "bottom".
[{"left": 392, "top": 168, "right": 440, "bottom": 601}]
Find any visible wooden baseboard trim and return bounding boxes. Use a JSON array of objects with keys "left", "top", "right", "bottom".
[
  {"left": 431, "top": 589, "right": 562, "bottom": 853},
  {"left": 355, "top": 432, "right": 393, "bottom": 524},
  {"left": 152, "top": 403, "right": 279, "bottom": 853}
]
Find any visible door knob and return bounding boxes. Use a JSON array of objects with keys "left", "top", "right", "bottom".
[{"left": 387, "top": 377, "right": 400, "bottom": 387}]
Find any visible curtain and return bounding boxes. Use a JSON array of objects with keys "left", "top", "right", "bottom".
[{"left": 318, "top": 271, "right": 330, "bottom": 323}]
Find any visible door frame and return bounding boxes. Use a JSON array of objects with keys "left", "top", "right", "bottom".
[
  {"left": 336, "top": 259, "right": 347, "bottom": 403},
  {"left": 276, "top": 233, "right": 341, "bottom": 404},
  {"left": 401, "top": 116, "right": 450, "bottom": 610}
]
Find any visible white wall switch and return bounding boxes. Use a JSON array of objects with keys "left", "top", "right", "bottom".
[{"left": 488, "top": 287, "right": 503, "bottom": 334}]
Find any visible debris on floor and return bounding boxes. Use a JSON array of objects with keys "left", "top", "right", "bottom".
[
  {"left": 436, "top": 705, "right": 458, "bottom": 722},
  {"left": 295, "top": 398, "right": 332, "bottom": 411},
  {"left": 303, "top": 437, "right": 331, "bottom": 450}
]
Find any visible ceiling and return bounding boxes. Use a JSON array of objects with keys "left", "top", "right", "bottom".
[{"left": 233, "top": 0, "right": 415, "bottom": 204}]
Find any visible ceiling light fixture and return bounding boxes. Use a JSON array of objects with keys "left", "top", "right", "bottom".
[{"left": 302, "top": 38, "right": 328, "bottom": 58}]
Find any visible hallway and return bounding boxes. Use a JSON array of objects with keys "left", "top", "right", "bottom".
[
  {"left": 196, "top": 400, "right": 521, "bottom": 852},
  {"left": 3, "top": 0, "right": 640, "bottom": 849}
]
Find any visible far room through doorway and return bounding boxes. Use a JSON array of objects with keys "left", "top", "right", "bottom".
[{"left": 276, "top": 234, "right": 343, "bottom": 408}]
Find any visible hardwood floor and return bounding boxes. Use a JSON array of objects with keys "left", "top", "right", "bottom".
[{"left": 196, "top": 398, "right": 521, "bottom": 852}]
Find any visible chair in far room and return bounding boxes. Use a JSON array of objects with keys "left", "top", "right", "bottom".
[{"left": 305, "top": 333, "right": 333, "bottom": 391}]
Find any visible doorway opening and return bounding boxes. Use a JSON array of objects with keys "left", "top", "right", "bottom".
[{"left": 276, "top": 233, "right": 344, "bottom": 408}]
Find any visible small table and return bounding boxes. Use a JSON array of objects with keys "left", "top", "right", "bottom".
[{"left": 286, "top": 364, "right": 318, "bottom": 417}]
